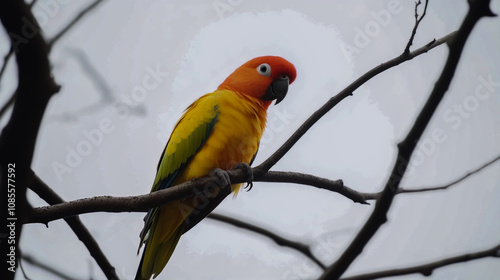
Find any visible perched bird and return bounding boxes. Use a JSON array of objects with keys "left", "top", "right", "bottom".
[{"left": 136, "top": 56, "right": 297, "bottom": 280}]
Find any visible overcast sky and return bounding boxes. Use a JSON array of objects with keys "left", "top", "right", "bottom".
[{"left": 1, "top": 0, "right": 499, "bottom": 279}]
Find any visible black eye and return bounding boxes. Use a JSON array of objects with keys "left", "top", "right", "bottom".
[{"left": 256, "top": 63, "right": 271, "bottom": 77}]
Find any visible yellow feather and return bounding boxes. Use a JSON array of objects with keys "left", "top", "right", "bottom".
[{"left": 139, "top": 89, "right": 267, "bottom": 279}]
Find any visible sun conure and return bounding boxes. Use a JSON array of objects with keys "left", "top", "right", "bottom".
[{"left": 135, "top": 56, "right": 297, "bottom": 280}]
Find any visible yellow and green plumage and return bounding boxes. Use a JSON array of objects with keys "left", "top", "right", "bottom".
[{"left": 136, "top": 56, "right": 296, "bottom": 280}]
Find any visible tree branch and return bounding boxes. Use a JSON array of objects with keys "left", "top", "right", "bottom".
[
  {"left": 0, "top": 1, "right": 60, "bottom": 279},
  {"left": 47, "top": 0, "right": 105, "bottom": 51},
  {"left": 404, "top": 0, "right": 429, "bottom": 54},
  {"left": 207, "top": 213, "right": 326, "bottom": 270},
  {"left": 0, "top": 89, "right": 16, "bottom": 118},
  {"left": 27, "top": 168, "right": 252, "bottom": 224},
  {"left": 0, "top": 0, "right": 42, "bottom": 88},
  {"left": 199, "top": 151, "right": 500, "bottom": 259},
  {"left": 0, "top": 0, "right": 106, "bottom": 118},
  {"left": 0, "top": 2, "right": 116, "bottom": 279},
  {"left": 27, "top": 149, "right": 500, "bottom": 226},
  {"left": 30, "top": 173, "right": 119, "bottom": 280},
  {"left": 190, "top": 151, "right": 498, "bottom": 278},
  {"left": 259, "top": 171, "right": 376, "bottom": 203},
  {"left": 48, "top": 48, "right": 146, "bottom": 122},
  {"left": 0, "top": 47, "right": 14, "bottom": 88},
  {"left": 397, "top": 153, "right": 500, "bottom": 195},
  {"left": 253, "top": 30, "right": 457, "bottom": 176},
  {"left": 341, "top": 244, "right": 500, "bottom": 280},
  {"left": 319, "top": 1, "right": 496, "bottom": 279},
  {"left": 21, "top": 253, "right": 79, "bottom": 280}
]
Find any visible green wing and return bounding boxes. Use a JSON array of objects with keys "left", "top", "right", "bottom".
[{"left": 138, "top": 96, "right": 218, "bottom": 250}]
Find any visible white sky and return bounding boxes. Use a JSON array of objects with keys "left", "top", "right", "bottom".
[{"left": 1, "top": 0, "right": 499, "bottom": 279}]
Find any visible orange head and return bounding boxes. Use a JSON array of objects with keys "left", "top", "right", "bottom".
[{"left": 218, "top": 56, "right": 297, "bottom": 108}]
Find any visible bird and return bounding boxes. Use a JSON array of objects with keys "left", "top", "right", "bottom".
[{"left": 135, "top": 56, "right": 297, "bottom": 280}]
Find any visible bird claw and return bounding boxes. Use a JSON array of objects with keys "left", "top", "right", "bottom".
[
  {"left": 232, "top": 163, "right": 254, "bottom": 191},
  {"left": 244, "top": 182, "right": 253, "bottom": 191},
  {"left": 210, "top": 168, "right": 231, "bottom": 189}
]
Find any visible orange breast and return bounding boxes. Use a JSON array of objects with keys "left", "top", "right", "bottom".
[{"left": 173, "top": 89, "right": 267, "bottom": 192}]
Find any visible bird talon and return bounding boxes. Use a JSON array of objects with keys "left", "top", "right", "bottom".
[
  {"left": 244, "top": 182, "right": 253, "bottom": 191},
  {"left": 232, "top": 162, "right": 254, "bottom": 191},
  {"left": 211, "top": 168, "right": 231, "bottom": 189}
]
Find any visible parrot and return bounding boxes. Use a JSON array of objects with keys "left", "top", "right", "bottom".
[{"left": 135, "top": 56, "right": 297, "bottom": 280}]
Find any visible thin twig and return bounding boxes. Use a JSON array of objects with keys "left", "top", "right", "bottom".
[
  {"left": 0, "top": 89, "right": 16, "bottom": 118},
  {"left": 0, "top": 47, "right": 14, "bottom": 85},
  {"left": 207, "top": 213, "right": 326, "bottom": 270},
  {"left": 398, "top": 154, "right": 500, "bottom": 195},
  {"left": 341, "top": 244, "right": 500, "bottom": 280},
  {"left": 404, "top": 0, "right": 429, "bottom": 54},
  {"left": 253, "top": 31, "right": 456, "bottom": 176},
  {"left": 30, "top": 174, "right": 119, "bottom": 280},
  {"left": 18, "top": 250, "right": 32, "bottom": 280},
  {"left": 22, "top": 254, "right": 79, "bottom": 280},
  {"left": 319, "top": 2, "right": 496, "bottom": 279},
  {"left": 28, "top": 0, "right": 40, "bottom": 9},
  {"left": 47, "top": 0, "right": 106, "bottom": 50}
]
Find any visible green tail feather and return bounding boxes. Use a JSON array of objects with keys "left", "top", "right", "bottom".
[{"left": 136, "top": 224, "right": 185, "bottom": 280}]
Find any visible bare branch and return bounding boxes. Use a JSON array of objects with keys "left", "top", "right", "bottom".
[
  {"left": 259, "top": 171, "right": 376, "bottom": 203},
  {"left": 65, "top": 48, "right": 114, "bottom": 102},
  {"left": 48, "top": 48, "right": 114, "bottom": 121},
  {"left": 341, "top": 244, "right": 500, "bottom": 280},
  {"left": 398, "top": 154, "right": 500, "bottom": 195},
  {"left": 27, "top": 148, "right": 500, "bottom": 225},
  {"left": 22, "top": 253, "right": 79, "bottom": 280},
  {"left": 0, "top": 47, "right": 14, "bottom": 87},
  {"left": 207, "top": 213, "right": 326, "bottom": 270},
  {"left": 0, "top": 1, "right": 60, "bottom": 279},
  {"left": 257, "top": 152, "right": 500, "bottom": 202},
  {"left": 18, "top": 250, "right": 32, "bottom": 280},
  {"left": 30, "top": 174, "right": 119, "bottom": 280},
  {"left": 404, "top": 0, "right": 429, "bottom": 54},
  {"left": 0, "top": 0, "right": 106, "bottom": 117},
  {"left": 26, "top": 168, "right": 252, "bottom": 224},
  {"left": 0, "top": 89, "right": 15, "bottom": 118},
  {"left": 47, "top": 0, "right": 106, "bottom": 50},
  {"left": 319, "top": 2, "right": 496, "bottom": 279},
  {"left": 254, "top": 31, "right": 457, "bottom": 176},
  {"left": 47, "top": 48, "right": 147, "bottom": 122}
]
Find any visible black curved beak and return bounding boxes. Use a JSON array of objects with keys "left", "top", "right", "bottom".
[{"left": 262, "top": 76, "right": 290, "bottom": 105}]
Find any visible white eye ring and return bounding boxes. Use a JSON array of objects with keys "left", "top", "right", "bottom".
[{"left": 256, "top": 63, "right": 271, "bottom": 77}]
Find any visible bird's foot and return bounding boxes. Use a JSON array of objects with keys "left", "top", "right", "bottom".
[
  {"left": 232, "top": 162, "right": 254, "bottom": 191},
  {"left": 210, "top": 168, "right": 231, "bottom": 189}
]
